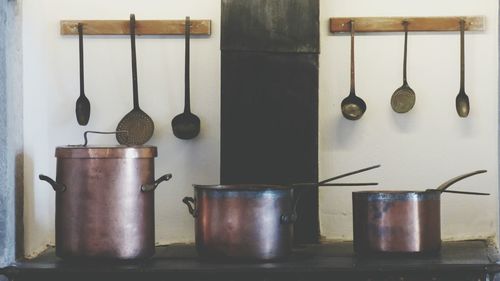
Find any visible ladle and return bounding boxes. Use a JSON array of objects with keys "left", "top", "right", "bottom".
[
  {"left": 115, "top": 14, "right": 155, "bottom": 145},
  {"left": 455, "top": 19, "right": 470, "bottom": 117},
  {"left": 391, "top": 20, "right": 416, "bottom": 113},
  {"left": 75, "top": 23, "right": 91, "bottom": 125},
  {"left": 171, "top": 16, "right": 201, "bottom": 139},
  {"left": 341, "top": 20, "right": 366, "bottom": 120}
]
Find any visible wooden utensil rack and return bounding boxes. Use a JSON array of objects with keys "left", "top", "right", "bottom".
[
  {"left": 330, "top": 16, "right": 485, "bottom": 33},
  {"left": 60, "top": 19, "right": 211, "bottom": 35}
]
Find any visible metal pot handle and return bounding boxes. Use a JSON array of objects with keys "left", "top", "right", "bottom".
[
  {"left": 82, "top": 130, "right": 128, "bottom": 146},
  {"left": 182, "top": 197, "right": 198, "bottom": 217},
  {"left": 281, "top": 193, "right": 301, "bottom": 224},
  {"left": 39, "top": 174, "right": 67, "bottom": 193},
  {"left": 141, "top": 174, "right": 172, "bottom": 192}
]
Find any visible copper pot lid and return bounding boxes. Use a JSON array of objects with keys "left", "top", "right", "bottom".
[{"left": 56, "top": 145, "right": 157, "bottom": 159}]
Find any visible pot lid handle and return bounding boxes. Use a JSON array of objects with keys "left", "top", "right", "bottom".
[{"left": 82, "top": 131, "right": 128, "bottom": 146}]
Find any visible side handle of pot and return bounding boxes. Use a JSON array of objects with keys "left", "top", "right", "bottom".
[
  {"left": 141, "top": 174, "right": 172, "bottom": 192},
  {"left": 182, "top": 197, "right": 198, "bottom": 217},
  {"left": 39, "top": 174, "right": 67, "bottom": 193},
  {"left": 281, "top": 192, "right": 301, "bottom": 224}
]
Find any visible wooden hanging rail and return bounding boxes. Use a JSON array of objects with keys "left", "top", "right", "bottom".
[
  {"left": 60, "top": 19, "right": 211, "bottom": 35},
  {"left": 330, "top": 16, "right": 485, "bottom": 33}
]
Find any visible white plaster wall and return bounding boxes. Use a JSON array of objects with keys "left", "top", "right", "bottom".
[
  {"left": 22, "top": 0, "right": 220, "bottom": 256},
  {"left": 22, "top": 0, "right": 499, "bottom": 256},
  {"left": 319, "top": 0, "right": 499, "bottom": 241}
]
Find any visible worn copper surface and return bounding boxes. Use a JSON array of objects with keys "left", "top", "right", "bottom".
[
  {"left": 186, "top": 185, "right": 295, "bottom": 261},
  {"left": 353, "top": 191, "right": 441, "bottom": 255},
  {"left": 52, "top": 146, "right": 157, "bottom": 259}
]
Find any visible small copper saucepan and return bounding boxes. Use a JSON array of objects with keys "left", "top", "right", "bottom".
[
  {"left": 183, "top": 165, "right": 381, "bottom": 261},
  {"left": 352, "top": 169, "right": 488, "bottom": 256}
]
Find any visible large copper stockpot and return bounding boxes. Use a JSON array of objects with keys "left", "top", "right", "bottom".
[
  {"left": 39, "top": 132, "right": 172, "bottom": 260},
  {"left": 183, "top": 165, "right": 381, "bottom": 261},
  {"left": 352, "top": 170, "right": 488, "bottom": 255}
]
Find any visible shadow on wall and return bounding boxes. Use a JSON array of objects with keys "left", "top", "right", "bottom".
[{"left": 15, "top": 152, "right": 24, "bottom": 259}]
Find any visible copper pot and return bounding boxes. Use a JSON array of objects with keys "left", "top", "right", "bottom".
[
  {"left": 184, "top": 184, "right": 296, "bottom": 261},
  {"left": 352, "top": 170, "right": 488, "bottom": 255},
  {"left": 39, "top": 132, "right": 172, "bottom": 260},
  {"left": 183, "top": 165, "right": 380, "bottom": 261}
]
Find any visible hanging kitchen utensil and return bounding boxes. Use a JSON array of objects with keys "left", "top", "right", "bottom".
[
  {"left": 116, "top": 14, "right": 155, "bottom": 145},
  {"left": 183, "top": 164, "right": 380, "bottom": 260},
  {"left": 75, "top": 23, "right": 91, "bottom": 125},
  {"left": 353, "top": 169, "right": 488, "bottom": 255},
  {"left": 391, "top": 20, "right": 416, "bottom": 113},
  {"left": 456, "top": 19, "right": 470, "bottom": 117},
  {"left": 172, "top": 16, "right": 201, "bottom": 140},
  {"left": 341, "top": 20, "right": 366, "bottom": 120}
]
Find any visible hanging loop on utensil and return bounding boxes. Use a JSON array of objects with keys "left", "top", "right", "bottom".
[
  {"left": 83, "top": 131, "right": 128, "bottom": 146},
  {"left": 141, "top": 174, "right": 172, "bottom": 192},
  {"left": 39, "top": 174, "right": 67, "bottom": 193},
  {"left": 182, "top": 197, "right": 198, "bottom": 217}
]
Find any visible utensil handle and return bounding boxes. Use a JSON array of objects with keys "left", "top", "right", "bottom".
[
  {"left": 435, "top": 169, "right": 487, "bottom": 191},
  {"left": 439, "top": 189, "right": 489, "bottom": 196},
  {"left": 78, "top": 23, "right": 85, "bottom": 97},
  {"left": 459, "top": 19, "right": 465, "bottom": 91},
  {"left": 318, "top": 164, "right": 381, "bottom": 185},
  {"left": 130, "top": 14, "right": 139, "bottom": 109},
  {"left": 39, "top": 174, "right": 67, "bottom": 193},
  {"left": 141, "top": 174, "right": 172, "bottom": 192},
  {"left": 184, "top": 16, "right": 191, "bottom": 113},
  {"left": 182, "top": 197, "right": 198, "bottom": 217},
  {"left": 402, "top": 20, "right": 408, "bottom": 84},
  {"left": 349, "top": 20, "right": 355, "bottom": 94}
]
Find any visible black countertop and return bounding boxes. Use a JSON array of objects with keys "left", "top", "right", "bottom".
[{"left": 2, "top": 240, "right": 499, "bottom": 281}]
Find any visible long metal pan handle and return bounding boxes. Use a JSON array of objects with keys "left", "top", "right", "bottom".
[
  {"left": 435, "top": 170, "right": 487, "bottom": 191},
  {"left": 291, "top": 164, "right": 381, "bottom": 188},
  {"left": 293, "top": 182, "right": 378, "bottom": 187},
  {"left": 318, "top": 164, "right": 381, "bottom": 185},
  {"left": 39, "top": 174, "right": 67, "bottom": 193},
  {"left": 439, "top": 189, "right": 490, "bottom": 196},
  {"left": 425, "top": 189, "right": 489, "bottom": 196},
  {"left": 319, "top": 182, "right": 378, "bottom": 186},
  {"left": 141, "top": 174, "right": 172, "bottom": 192}
]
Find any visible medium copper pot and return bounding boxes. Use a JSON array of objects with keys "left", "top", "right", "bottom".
[
  {"left": 184, "top": 184, "right": 296, "bottom": 261},
  {"left": 183, "top": 165, "right": 381, "bottom": 261},
  {"left": 39, "top": 133, "right": 171, "bottom": 260},
  {"left": 352, "top": 170, "right": 488, "bottom": 255}
]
